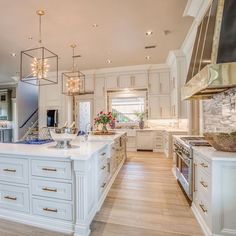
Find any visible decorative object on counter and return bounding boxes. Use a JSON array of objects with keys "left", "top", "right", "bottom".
[
  {"left": 49, "top": 122, "right": 78, "bottom": 149},
  {"left": 204, "top": 132, "right": 236, "bottom": 152},
  {"left": 109, "top": 112, "right": 117, "bottom": 129},
  {"left": 94, "top": 111, "right": 115, "bottom": 134},
  {"left": 20, "top": 10, "right": 58, "bottom": 86},
  {"left": 135, "top": 111, "right": 146, "bottom": 129}
]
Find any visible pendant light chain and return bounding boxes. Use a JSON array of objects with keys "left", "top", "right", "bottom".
[{"left": 39, "top": 13, "right": 42, "bottom": 44}]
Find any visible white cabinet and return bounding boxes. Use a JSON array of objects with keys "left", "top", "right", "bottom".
[
  {"left": 192, "top": 150, "right": 236, "bottom": 236},
  {"left": 118, "top": 75, "right": 132, "bottom": 88},
  {"left": 105, "top": 75, "right": 118, "bottom": 89},
  {"left": 94, "top": 76, "right": 105, "bottom": 98},
  {"left": 84, "top": 75, "right": 94, "bottom": 93},
  {"left": 136, "top": 131, "right": 154, "bottom": 150},
  {"left": 133, "top": 73, "right": 148, "bottom": 88},
  {"left": 149, "top": 71, "right": 170, "bottom": 95},
  {"left": 149, "top": 95, "right": 171, "bottom": 119},
  {"left": 117, "top": 73, "right": 148, "bottom": 89}
]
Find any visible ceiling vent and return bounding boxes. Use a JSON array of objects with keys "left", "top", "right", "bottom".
[{"left": 145, "top": 45, "right": 156, "bottom": 49}]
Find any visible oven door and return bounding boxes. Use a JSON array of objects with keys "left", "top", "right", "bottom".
[{"left": 175, "top": 150, "right": 192, "bottom": 200}]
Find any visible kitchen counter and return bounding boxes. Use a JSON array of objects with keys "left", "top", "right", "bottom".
[
  {"left": 0, "top": 132, "right": 127, "bottom": 236},
  {"left": 0, "top": 132, "right": 125, "bottom": 160},
  {"left": 192, "top": 146, "right": 236, "bottom": 161}
]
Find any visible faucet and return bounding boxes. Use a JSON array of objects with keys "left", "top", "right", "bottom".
[{"left": 84, "top": 123, "right": 92, "bottom": 141}]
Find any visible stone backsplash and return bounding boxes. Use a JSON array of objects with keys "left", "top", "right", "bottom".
[{"left": 203, "top": 88, "right": 236, "bottom": 133}]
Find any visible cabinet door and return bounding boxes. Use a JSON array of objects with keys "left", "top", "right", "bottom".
[
  {"left": 159, "top": 96, "right": 171, "bottom": 118},
  {"left": 94, "top": 77, "right": 105, "bottom": 97},
  {"left": 159, "top": 72, "right": 170, "bottom": 94},
  {"left": 84, "top": 75, "right": 94, "bottom": 92},
  {"left": 94, "top": 99, "right": 105, "bottom": 117},
  {"left": 149, "top": 72, "right": 159, "bottom": 94},
  {"left": 149, "top": 96, "right": 160, "bottom": 119},
  {"left": 136, "top": 131, "right": 154, "bottom": 150},
  {"left": 118, "top": 75, "right": 131, "bottom": 88},
  {"left": 133, "top": 73, "right": 148, "bottom": 88},
  {"left": 105, "top": 75, "right": 118, "bottom": 89}
]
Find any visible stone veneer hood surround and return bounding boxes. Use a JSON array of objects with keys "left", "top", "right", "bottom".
[{"left": 203, "top": 88, "right": 236, "bottom": 133}]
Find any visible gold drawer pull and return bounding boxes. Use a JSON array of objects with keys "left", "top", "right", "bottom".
[
  {"left": 42, "top": 167, "right": 57, "bottom": 172},
  {"left": 101, "top": 166, "right": 106, "bottom": 170},
  {"left": 42, "top": 187, "right": 57, "bottom": 192},
  {"left": 200, "top": 181, "right": 208, "bottom": 188},
  {"left": 4, "top": 196, "right": 17, "bottom": 201},
  {"left": 200, "top": 163, "right": 208, "bottom": 168},
  {"left": 101, "top": 183, "right": 106, "bottom": 188},
  {"left": 3, "top": 168, "right": 16, "bottom": 173},
  {"left": 43, "top": 207, "right": 58, "bottom": 213},
  {"left": 199, "top": 204, "right": 208, "bottom": 213}
]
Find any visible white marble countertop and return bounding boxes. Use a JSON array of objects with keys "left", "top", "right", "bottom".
[
  {"left": 0, "top": 132, "right": 126, "bottom": 161},
  {"left": 192, "top": 146, "right": 236, "bottom": 161},
  {"left": 173, "top": 135, "right": 236, "bottom": 161},
  {"left": 115, "top": 127, "right": 188, "bottom": 132}
]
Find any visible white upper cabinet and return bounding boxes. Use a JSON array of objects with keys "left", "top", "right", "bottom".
[
  {"left": 159, "top": 72, "right": 170, "bottom": 94},
  {"left": 118, "top": 75, "right": 132, "bottom": 89},
  {"left": 149, "top": 71, "right": 170, "bottom": 95},
  {"left": 132, "top": 73, "right": 148, "bottom": 88},
  {"left": 149, "top": 95, "right": 171, "bottom": 119},
  {"left": 105, "top": 75, "right": 118, "bottom": 90},
  {"left": 94, "top": 76, "right": 105, "bottom": 98},
  {"left": 84, "top": 75, "right": 94, "bottom": 93}
]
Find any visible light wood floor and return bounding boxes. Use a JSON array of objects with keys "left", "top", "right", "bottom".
[{"left": 0, "top": 152, "right": 203, "bottom": 236}]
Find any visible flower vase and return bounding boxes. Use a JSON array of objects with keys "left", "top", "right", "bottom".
[
  {"left": 102, "top": 124, "right": 108, "bottom": 133},
  {"left": 110, "top": 120, "right": 116, "bottom": 129},
  {"left": 139, "top": 120, "right": 144, "bottom": 129}
]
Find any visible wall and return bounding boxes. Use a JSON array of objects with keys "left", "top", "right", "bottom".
[
  {"left": 203, "top": 88, "right": 236, "bottom": 133},
  {"left": 16, "top": 81, "right": 39, "bottom": 139}
]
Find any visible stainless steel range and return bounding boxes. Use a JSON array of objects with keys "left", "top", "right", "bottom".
[{"left": 174, "top": 137, "right": 210, "bottom": 202}]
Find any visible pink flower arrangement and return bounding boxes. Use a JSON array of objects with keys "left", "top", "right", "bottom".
[{"left": 94, "top": 111, "right": 115, "bottom": 126}]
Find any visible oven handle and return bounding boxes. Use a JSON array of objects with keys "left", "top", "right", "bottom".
[{"left": 175, "top": 151, "right": 190, "bottom": 166}]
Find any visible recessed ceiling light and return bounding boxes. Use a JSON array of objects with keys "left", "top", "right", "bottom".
[
  {"left": 11, "top": 53, "right": 16, "bottom": 57},
  {"left": 163, "top": 30, "right": 171, "bottom": 35},
  {"left": 92, "top": 23, "right": 98, "bottom": 28},
  {"left": 107, "top": 59, "right": 112, "bottom": 64},
  {"left": 146, "top": 31, "right": 153, "bottom": 36},
  {"left": 145, "top": 56, "right": 151, "bottom": 60}
]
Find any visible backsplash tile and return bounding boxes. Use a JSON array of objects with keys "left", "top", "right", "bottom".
[{"left": 203, "top": 88, "right": 236, "bottom": 133}]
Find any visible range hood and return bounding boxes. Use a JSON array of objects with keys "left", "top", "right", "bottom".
[{"left": 182, "top": 0, "right": 236, "bottom": 100}]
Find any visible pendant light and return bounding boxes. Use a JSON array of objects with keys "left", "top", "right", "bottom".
[
  {"left": 20, "top": 10, "right": 58, "bottom": 86},
  {"left": 62, "top": 44, "right": 85, "bottom": 96}
]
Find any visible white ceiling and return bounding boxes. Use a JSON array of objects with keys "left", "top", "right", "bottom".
[{"left": 0, "top": 0, "right": 193, "bottom": 83}]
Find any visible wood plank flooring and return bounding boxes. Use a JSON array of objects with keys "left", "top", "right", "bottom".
[{"left": 0, "top": 152, "right": 203, "bottom": 236}]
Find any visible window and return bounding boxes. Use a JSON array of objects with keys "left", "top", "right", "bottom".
[{"left": 108, "top": 91, "right": 147, "bottom": 123}]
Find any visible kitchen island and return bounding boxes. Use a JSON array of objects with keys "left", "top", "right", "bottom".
[{"left": 0, "top": 132, "right": 127, "bottom": 236}]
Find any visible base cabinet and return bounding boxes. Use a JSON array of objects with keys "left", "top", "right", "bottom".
[
  {"left": 0, "top": 134, "right": 127, "bottom": 236},
  {"left": 192, "top": 149, "right": 236, "bottom": 236}
]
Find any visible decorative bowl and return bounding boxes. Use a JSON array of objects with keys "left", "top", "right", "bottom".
[
  {"left": 49, "top": 128, "right": 78, "bottom": 149},
  {"left": 204, "top": 132, "right": 236, "bottom": 152},
  {"left": 92, "top": 131, "right": 116, "bottom": 135}
]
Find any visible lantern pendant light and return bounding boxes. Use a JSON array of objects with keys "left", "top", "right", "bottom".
[
  {"left": 20, "top": 10, "right": 58, "bottom": 86},
  {"left": 62, "top": 44, "right": 85, "bottom": 96}
]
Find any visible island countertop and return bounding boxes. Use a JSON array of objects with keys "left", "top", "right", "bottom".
[{"left": 0, "top": 132, "right": 126, "bottom": 160}]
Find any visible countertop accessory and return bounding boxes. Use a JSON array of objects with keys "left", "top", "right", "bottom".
[
  {"left": 204, "top": 132, "right": 236, "bottom": 152},
  {"left": 50, "top": 127, "right": 78, "bottom": 149},
  {"left": 92, "top": 131, "right": 116, "bottom": 135}
]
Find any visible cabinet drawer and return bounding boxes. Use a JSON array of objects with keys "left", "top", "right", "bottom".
[
  {"left": 0, "top": 184, "right": 29, "bottom": 212},
  {"left": 195, "top": 153, "right": 211, "bottom": 175},
  {"left": 195, "top": 192, "right": 211, "bottom": 228},
  {"left": 32, "top": 160, "right": 72, "bottom": 180},
  {"left": 32, "top": 198, "right": 73, "bottom": 221},
  {"left": 0, "top": 157, "right": 28, "bottom": 184},
  {"left": 197, "top": 169, "right": 211, "bottom": 199},
  {"left": 32, "top": 179, "right": 72, "bottom": 201}
]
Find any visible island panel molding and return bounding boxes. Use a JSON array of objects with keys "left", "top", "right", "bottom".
[{"left": 0, "top": 132, "right": 127, "bottom": 236}]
